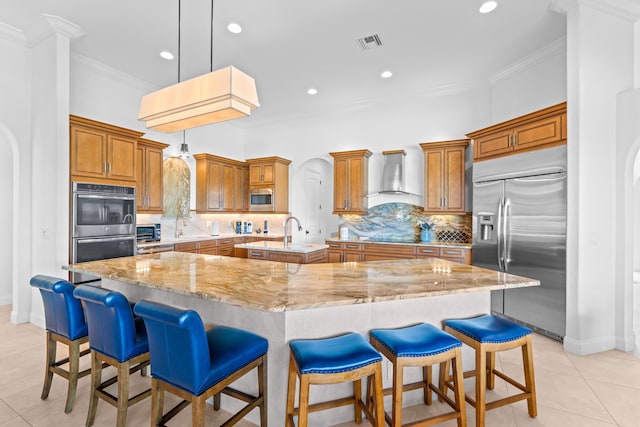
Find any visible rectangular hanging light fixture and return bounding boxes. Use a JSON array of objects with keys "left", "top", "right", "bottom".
[{"left": 138, "top": 65, "right": 259, "bottom": 132}]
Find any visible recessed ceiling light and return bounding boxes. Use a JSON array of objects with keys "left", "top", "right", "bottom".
[
  {"left": 160, "top": 51, "right": 174, "bottom": 60},
  {"left": 227, "top": 22, "right": 242, "bottom": 34},
  {"left": 380, "top": 70, "right": 393, "bottom": 79},
  {"left": 479, "top": 1, "right": 498, "bottom": 14},
  {"left": 307, "top": 88, "right": 318, "bottom": 95}
]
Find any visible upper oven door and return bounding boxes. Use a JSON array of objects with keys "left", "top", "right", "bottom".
[{"left": 73, "top": 190, "right": 136, "bottom": 237}]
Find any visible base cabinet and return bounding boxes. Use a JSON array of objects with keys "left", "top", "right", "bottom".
[
  {"left": 247, "top": 248, "right": 327, "bottom": 264},
  {"left": 326, "top": 240, "right": 471, "bottom": 265}
]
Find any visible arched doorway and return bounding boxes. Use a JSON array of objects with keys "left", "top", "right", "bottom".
[
  {"left": 0, "top": 123, "right": 20, "bottom": 320},
  {"left": 633, "top": 146, "right": 640, "bottom": 356}
]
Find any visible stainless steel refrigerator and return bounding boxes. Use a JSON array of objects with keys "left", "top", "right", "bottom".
[{"left": 472, "top": 146, "right": 567, "bottom": 341}]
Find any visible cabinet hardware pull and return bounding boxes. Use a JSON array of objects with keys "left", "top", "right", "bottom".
[{"left": 513, "top": 134, "right": 517, "bottom": 146}]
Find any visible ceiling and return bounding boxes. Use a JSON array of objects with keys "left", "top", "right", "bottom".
[{"left": 2, "top": 1, "right": 566, "bottom": 129}]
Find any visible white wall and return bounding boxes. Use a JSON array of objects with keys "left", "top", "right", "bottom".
[{"left": 0, "top": 26, "right": 33, "bottom": 322}]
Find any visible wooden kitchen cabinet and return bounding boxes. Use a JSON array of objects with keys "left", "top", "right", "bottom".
[
  {"left": 362, "top": 243, "right": 416, "bottom": 261},
  {"left": 136, "top": 138, "right": 168, "bottom": 213},
  {"left": 194, "top": 154, "right": 247, "bottom": 213},
  {"left": 420, "top": 139, "right": 469, "bottom": 214},
  {"left": 467, "top": 102, "right": 567, "bottom": 161},
  {"left": 247, "top": 248, "right": 327, "bottom": 264},
  {"left": 246, "top": 157, "right": 291, "bottom": 213},
  {"left": 330, "top": 150, "right": 372, "bottom": 215},
  {"left": 326, "top": 240, "right": 472, "bottom": 265},
  {"left": 327, "top": 242, "right": 363, "bottom": 263},
  {"left": 70, "top": 115, "right": 142, "bottom": 184}
]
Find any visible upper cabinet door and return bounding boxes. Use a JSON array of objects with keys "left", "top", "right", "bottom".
[
  {"left": 468, "top": 102, "right": 567, "bottom": 162},
  {"left": 330, "top": 150, "right": 371, "bottom": 215},
  {"left": 70, "top": 126, "right": 108, "bottom": 179},
  {"left": 70, "top": 115, "right": 143, "bottom": 184},
  {"left": 420, "top": 139, "right": 469, "bottom": 214}
]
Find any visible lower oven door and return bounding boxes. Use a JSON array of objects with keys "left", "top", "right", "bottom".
[{"left": 71, "top": 235, "right": 136, "bottom": 283}]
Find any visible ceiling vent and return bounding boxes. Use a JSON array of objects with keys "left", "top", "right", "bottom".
[{"left": 357, "top": 34, "right": 383, "bottom": 51}]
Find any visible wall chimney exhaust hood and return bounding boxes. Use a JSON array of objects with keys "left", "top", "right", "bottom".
[{"left": 367, "top": 150, "right": 422, "bottom": 207}]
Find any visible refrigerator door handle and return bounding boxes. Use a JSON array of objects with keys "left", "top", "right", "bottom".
[
  {"left": 503, "top": 197, "right": 511, "bottom": 272},
  {"left": 497, "top": 195, "right": 504, "bottom": 270}
]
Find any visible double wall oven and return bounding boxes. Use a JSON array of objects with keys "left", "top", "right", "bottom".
[{"left": 70, "top": 182, "right": 136, "bottom": 283}]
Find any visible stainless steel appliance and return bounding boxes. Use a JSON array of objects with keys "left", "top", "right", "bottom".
[
  {"left": 71, "top": 182, "right": 136, "bottom": 283},
  {"left": 249, "top": 188, "right": 273, "bottom": 211},
  {"left": 136, "top": 223, "right": 161, "bottom": 242},
  {"left": 472, "top": 146, "right": 567, "bottom": 341}
]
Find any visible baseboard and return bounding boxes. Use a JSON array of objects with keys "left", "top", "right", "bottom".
[{"left": 563, "top": 335, "right": 617, "bottom": 355}]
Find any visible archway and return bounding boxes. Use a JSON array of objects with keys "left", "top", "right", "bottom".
[
  {"left": 0, "top": 123, "right": 21, "bottom": 322},
  {"left": 633, "top": 145, "right": 640, "bottom": 356}
]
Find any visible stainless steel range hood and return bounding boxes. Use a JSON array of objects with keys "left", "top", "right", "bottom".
[
  {"left": 380, "top": 150, "right": 407, "bottom": 193},
  {"left": 366, "top": 150, "right": 422, "bottom": 207}
]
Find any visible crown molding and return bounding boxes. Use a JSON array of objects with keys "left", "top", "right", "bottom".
[
  {"left": 71, "top": 52, "right": 158, "bottom": 93},
  {"left": 491, "top": 37, "right": 567, "bottom": 84},
  {"left": 0, "top": 21, "right": 28, "bottom": 46},
  {"left": 550, "top": 0, "right": 640, "bottom": 21},
  {"left": 24, "top": 14, "right": 85, "bottom": 47}
]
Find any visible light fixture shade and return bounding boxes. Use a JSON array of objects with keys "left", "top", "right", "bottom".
[{"left": 138, "top": 66, "right": 260, "bottom": 132}]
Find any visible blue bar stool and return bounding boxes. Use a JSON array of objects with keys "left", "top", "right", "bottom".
[
  {"left": 73, "top": 285, "right": 151, "bottom": 427},
  {"left": 442, "top": 314, "right": 537, "bottom": 427},
  {"left": 286, "top": 332, "right": 385, "bottom": 427},
  {"left": 30, "top": 275, "right": 91, "bottom": 413},
  {"left": 133, "top": 300, "right": 268, "bottom": 427},
  {"left": 368, "top": 323, "right": 466, "bottom": 427}
]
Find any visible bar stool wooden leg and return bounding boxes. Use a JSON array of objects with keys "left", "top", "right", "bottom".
[
  {"left": 86, "top": 351, "right": 101, "bottom": 427},
  {"left": 192, "top": 395, "right": 206, "bottom": 427},
  {"left": 475, "top": 342, "right": 487, "bottom": 427},
  {"left": 354, "top": 378, "right": 363, "bottom": 423},
  {"left": 424, "top": 365, "right": 432, "bottom": 405},
  {"left": 452, "top": 347, "right": 467, "bottom": 427},
  {"left": 523, "top": 335, "right": 537, "bottom": 417},
  {"left": 297, "top": 375, "right": 310, "bottom": 427},
  {"left": 65, "top": 338, "right": 81, "bottom": 413},
  {"left": 258, "top": 360, "right": 268, "bottom": 426},
  {"left": 116, "top": 362, "right": 130, "bottom": 427},
  {"left": 391, "top": 361, "right": 403, "bottom": 427},
  {"left": 150, "top": 377, "right": 164, "bottom": 427},
  {"left": 41, "top": 332, "right": 56, "bottom": 400}
]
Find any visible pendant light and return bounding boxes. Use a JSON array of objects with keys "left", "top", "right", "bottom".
[{"left": 138, "top": 0, "right": 259, "bottom": 133}]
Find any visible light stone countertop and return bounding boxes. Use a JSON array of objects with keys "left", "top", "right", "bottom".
[
  {"left": 64, "top": 251, "right": 538, "bottom": 312},
  {"left": 325, "top": 237, "right": 472, "bottom": 249},
  {"left": 234, "top": 240, "right": 329, "bottom": 253}
]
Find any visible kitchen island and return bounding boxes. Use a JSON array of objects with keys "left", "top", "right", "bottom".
[{"left": 65, "top": 252, "right": 538, "bottom": 425}]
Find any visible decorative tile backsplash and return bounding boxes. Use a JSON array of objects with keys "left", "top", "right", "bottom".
[{"left": 339, "top": 203, "right": 471, "bottom": 243}]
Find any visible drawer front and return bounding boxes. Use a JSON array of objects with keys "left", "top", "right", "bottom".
[
  {"left": 416, "top": 247, "right": 440, "bottom": 257},
  {"left": 327, "top": 242, "right": 344, "bottom": 250},
  {"left": 248, "top": 250, "right": 267, "bottom": 259},
  {"left": 174, "top": 242, "right": 198, "bottom": 253},
  {"left": 343, "top": 243, "right": 363, "bottom": 252},
  {"left": 363, "top": 243, "right": 415, "bottom": 257},
  {"left": 198, "top": 240, "right": 217, "bottom": 250}
]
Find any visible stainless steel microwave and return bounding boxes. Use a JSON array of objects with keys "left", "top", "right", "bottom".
[{"left": 249, "top": 188, "right": 273, "bottom": 211}]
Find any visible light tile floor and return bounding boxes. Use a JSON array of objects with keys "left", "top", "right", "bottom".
[{"left": 2, "top": 304, "right": 639, "bottom": 427}]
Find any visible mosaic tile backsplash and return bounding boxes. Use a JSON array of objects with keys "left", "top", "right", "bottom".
[{"left": 339, "top": 203, "right": 471, "bottom": 243}]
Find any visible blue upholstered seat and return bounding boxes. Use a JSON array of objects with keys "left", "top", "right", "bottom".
[
  {"left": 31, "top": 274, "right": 88, "bottom": 340},
  {"left": 290, "top": 332, "right": 382, "bottom": 375},
  {"left": 443, "top": 314, "right": 531, "bottom": 344},
  {"left": 73, "top": 285, "right": 151, "bottom": 427},
  {"left": 370, "top": 323, "right": 461, "bottom": 358},
  {"left": 73, "top": 285, "right": 148, "bottom": 362},
  {"left": 368, "top": 324, "right": 467, "bottom": 426},
  {"left": 133, "top": 300, "right": 268, "bottom": 396},
  {"left": 30, "top": 275, "right": 92, "bottom": 414}
]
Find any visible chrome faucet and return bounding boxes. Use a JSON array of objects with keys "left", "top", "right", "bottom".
[{"left": 283, "top": 216, "right": 302, "bottom": 248}]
